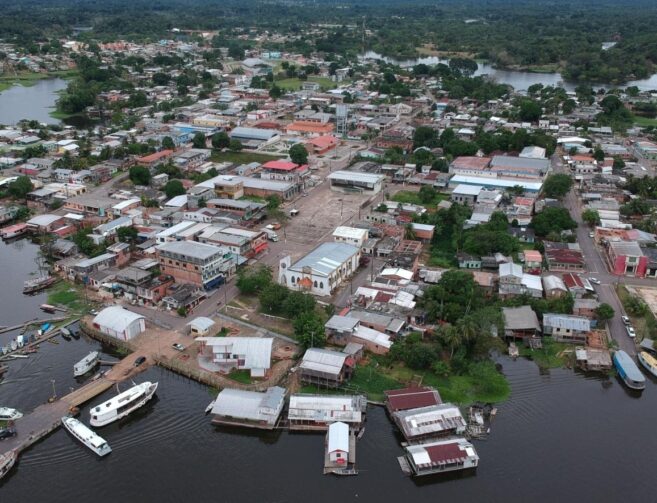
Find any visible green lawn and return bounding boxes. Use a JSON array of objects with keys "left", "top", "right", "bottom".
[
  {"left": 210, "top": 151, "right": 284, "bottom": 165},
  {"left": 275, "top": 76, "right": 341, "bottom": 91},
  {"left": 0, "top": 70, "right": 77, "bottom": 92},
  {"left": 47, "top": 281, "right": 89, "bottom": 313},
  {"left": 633, "top": 115, "right": 657, "bottom": 127},
  {"left": 227, "top": 369, "right": 252, "bottom": 384},
  {"left": 518, "top": 338, "right": 574, "bottom": 369},
  {"left": 390, "top": 190, "right": 447, "bottom": 208}
]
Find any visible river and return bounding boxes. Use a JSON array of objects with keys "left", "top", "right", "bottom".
[
  {"left": 361, "top": 51, "right": 657, "bottom": 93},
  {"left": 0, "top": 78, "right": 69, "bottom": 126},
  {"left": 2, "top": 239, "right": 657, "bottom": 502}
]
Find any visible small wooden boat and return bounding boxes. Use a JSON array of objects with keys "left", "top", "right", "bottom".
[
  {"left": 638, "top": 351, "right": 657, "bottom": 378},
  {"left": 0, "top": 450, "right": 17, "bottom": 480},
  {"left": 40, "top": 304, "right": 57, "bottom": 314},
  {"left": 23, "top": 276, "right": 58, "bottom": 294},
  {"left": 508, "top": 342, "right": 519, "bottom": 359},
  {"left": 60, "top": 327, "right": 72, "bottom": 341}
]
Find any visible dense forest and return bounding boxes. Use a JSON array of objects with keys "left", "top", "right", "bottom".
[{"left": 1, "top": 0, "right": 657, "bottom": 83}]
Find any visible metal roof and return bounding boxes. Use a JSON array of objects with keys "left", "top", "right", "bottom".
[
  {"left": 327, "top": 170, "right": 385, "bottom": 184},
  {"left": 543, "top": 313, "right": 590, "bottom": 332},
  {"left": 198, "top": 337, "right": 273, "bottom": 370},
  {"left": 211, "top": 387, "right": 285, "bottom": 425},
  {"left": 395, "top": 404, "right": 466, "bottom": 439},
  {"left": 187, "top": 316, "right": 215, "bottom": 331},
  {"left": 288, "top": 394, "right": 366, "bottom": 423},
  {"left": 300, "top": 348, "right": 347, "bottom": 376},
  {"left": 325, "top": 315, "right": 359, "bottom": 332},
  {"left": 157, "top": 240, "right": 223, "bottom": 260},
  {"left": 328, "top": 422, "right": 349, "bottom": 453},
  {"left": 290, "top": 242, "right": 359, "bottom": 277},
  {"left": 93, "top": 306, "right": 144, "bottom": 333},
  {"left": 502, "top": 306, "right": 541, "bottom": 331}
]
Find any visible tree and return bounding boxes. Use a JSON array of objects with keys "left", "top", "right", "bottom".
[
  {"left": 211, "top": 131, "right": 230, "bottom": 150},
  {"left": 282, "top": 290, "right": 316, "bottom": 318},
  {"left": 164, "top": 179, "right": 186, "bottom": 199},
  {"left": 269, "top": 85, "right": 283, "bottom": 100},
  {"left": 236, "top": 265, "right": 272, "bottom": 295},
  {"left": 293, "top": 312, "right": 326, "bottom": 350},
  {"left": 7, "top": 176, "right": 33, "bottom": 200},
  {"left": 259, "top": 283, "right": 290, "bottom": 314},
  {"left": 418, "top": 185, "right": 437, "bottom": 204},
  {"left": 129, "top": 165, "right": 151, "bottom": 186},
  {"left": 595, "top": 303, "right": 615, "bottom": 324},
  {"left": 289, "top": 143, "right": 309, "bottom": 165},
  {"left": 116, "top": 226, "right": 139, "bottom": 244},
  {"left": 518, "top": 99, "right": 542, "bottom": 122},
  {"left": 593, "top": 148, "right": 605, "bottom": 162},
  {"left": 413, "top": 126, "right": 438, "bottom": 149},
  {"left": 613, "top": 157, "right": 626, "bottom": 170},
  {"left": 542, "top": 173, "right": 573, "bottom": 199},
  {"left": 582, "top": 209, "right": 601, "bottom": 226},
  {"left": 192, "top": 132, "right": 206, "bottom": 149},
  {"left": 229, "top": 139, "right": 243, "bottom": 152},
  {"left": 531, "top": 207, "right": 577, "bottom": 237},
  {"left": 161, "top": 136, "right": 175, "bottom": 150},
  {"left": 431, "top": 158, "right": 449, "bottom": 172}
]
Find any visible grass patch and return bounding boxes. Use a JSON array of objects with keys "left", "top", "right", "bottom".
[
  {"left": 47, "top": 281, "right": 88, "bottom": 313},
  {"left": 210, "top": 150, "right": 284, "bottom": 165},
  {"left": 227, "top": 369, "right": 252, "bottom": 384},
  {"left": 390, "top": 190, "right": 447, "bottom": 208},
  {"left": 346, "top": 362, "right": 405, "bottom": 402},
  {"left": 49, "top": 110, "right": 76, "bottom": 120},
  {"left": 616, "top": 285, "right": 657, "bottom": 341},
  {"left": 518, "top": 338, "right": 573, "bottom": 369},
  {"left": 275, "top": 76, "right": 341, "bottom": 91},
  {"left": 0, "top": 70, "right": 78, "bottom": 93},
  {"left": 633, "top": 115, "right": 657, "bottom": 127}
]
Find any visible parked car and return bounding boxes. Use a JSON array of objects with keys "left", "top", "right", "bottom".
[
  {"left": 134, "top": 356, "right": 146, "bottom": 367},
  {"left": 0, "top": 428, "right": 16, "bottom": 441},
  {"left": 622, "top": 315, "right": 630, "bottom": 325},
  {"left": 627, "top": 326, "right": 636, "bottom": 338},
  {"left": 589, "top": 232, "right": 595, "bottom": 238},
  {"left": 589, "top": 278, "right": 601, "bottom": 285},
  {"left": 172, "top": 343, "right": 185, "bottom": 352}
]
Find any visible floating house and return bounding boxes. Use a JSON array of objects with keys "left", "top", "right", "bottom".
[
  {"left": 210, "top": 387, "right": 285, "bottom": 430},
  {"left": 400, "top": 438, "right": 479, "bottom": 477}
]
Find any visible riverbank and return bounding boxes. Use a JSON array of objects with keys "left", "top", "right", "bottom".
[{"left": 0, "top": 70, "right": 77, "bottom": 93}]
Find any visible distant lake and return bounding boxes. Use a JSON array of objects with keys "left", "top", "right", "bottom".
[
  {"left": 361, "top": 51, "right": 657, "bottom": 92},
  {"left": 0, "top": 78, "right": 68, "bottom": 125}
]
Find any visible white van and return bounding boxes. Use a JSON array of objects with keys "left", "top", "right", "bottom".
[{"left": 261, "top": 228, "right": 279, "bottom": 242}]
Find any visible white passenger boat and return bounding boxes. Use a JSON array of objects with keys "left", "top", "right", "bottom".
[
  {"left": 0, "top": 450, "right": 16, "bottom": 480},
  {"left": 61, "top": 417, "right": 112, "bottom": 457},
  {"left": 74, "top": 351, "right": 100, "bottom": 377},
  {"left": 0, "top": 407, "right": 23, "bottom": 421},
  {"left": 90, "top": 382, "right": 158, "bottom": 427}
]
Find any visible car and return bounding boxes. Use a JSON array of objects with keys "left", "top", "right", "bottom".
[
  {"left": 627, "top": 326, "right": 636, "bottom": 338},
  {"left": 134, "top": 356, "right": 146, "bottom": 367},
  {"left": 172, "top": 343, "right": 185, "bottom": 352},
  {"left": 589, "top": 232, "right": 595, "bottom": 238},
  {"left": 0, "top": 428, "right": 16, "bottom": 441},
  {"left": 622, "top": 315, "right": 630, "bottom": 325},
  {"left": 589, "top": 278, "right": 601, "bottom": 285}
]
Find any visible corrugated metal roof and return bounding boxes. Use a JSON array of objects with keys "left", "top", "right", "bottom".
[
  {"left": 198, "top": 337, "right": 273, "bottom": 370},
  {"left": 290, "top": 242, "right": 359, "bottom": 277},
  {"left": 543, "top": 313, "right": 590, "bottom": 332},
  {"left": 93, "top": 306, "right": 144, "bottom": 333},
  {"left": 211, "top": 387, "right": 285, "bottom": 425}
]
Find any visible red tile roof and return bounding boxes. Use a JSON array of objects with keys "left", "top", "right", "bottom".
[
  {"left": 451, "top": 156, "right": 491, "bottom": 170},
  {"left": 425, "top": 442, "right": 468, "bottom": 465},
  {"left": 137, "top": 149, "right": 174, "bottom": 164},
  {"left": 384, "top": 387, "right": 442, "bottom": 411},
  {"left": 262, "top": 160, "right": 298, "bottom": 171},
  {"left": 562, "top": 273, "right": 584, "bottom": 289}
]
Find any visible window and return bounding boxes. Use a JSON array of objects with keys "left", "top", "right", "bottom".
[
  {"left": 313, "top": 280, "right": 318, "bottom": 287},
  {"left": 320, "top": 282, "right": 324, "bottom": 289},
  {"left": 291, "top": 276, "right": 295, "bottom": 283}
]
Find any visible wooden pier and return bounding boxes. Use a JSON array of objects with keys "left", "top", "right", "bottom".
[
  {"left": 0, "top": 319, "right": 79, "bottom": 363},
  {"left": 0, "top": 316, "right": 68, "bottom": 336}
]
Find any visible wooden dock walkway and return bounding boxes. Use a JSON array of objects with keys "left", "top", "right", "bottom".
[{"left": 0, "top": 316, "right": 68, "bottom": 336}]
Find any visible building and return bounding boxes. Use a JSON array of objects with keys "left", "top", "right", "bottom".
[
  {"left": 332, "top": 226, "right": 368, "bottom": 248},
  {"left": 402, "top": 438, "right": 479, "bottom": 477},
  {"left": 392, "top": 404, "right": 466, "bottom": 443},
  {"left": 327, "top": 421, "right": 350, "bottom": 465},
  {"left": 545, "top": 246, "right": 585, "bottom": 272},
  {"left": 279, "top": 242, "right": 360, "bottom": 296},
  {"left": 210, "top": 387, "right": 285, "bottom": 430},
  {"left": 91, "top": 306, "right": 145, "bottom": 341},
  {"left": 384, "top": 387, "right": 442, "bottom": 413},
  {"left": 327, "top": 170, "right": 385, "bottom": 194},
  {"left": 287, "top": 394, "right": 367, "bottom": 431},
  {"left": 502, "top": 306, "right": 541, "bottom": 339},
  {"left": 324, "top": 315, "right": 392, "bottom": 354},
  {"left": 229, "top": 127, "right": 280, "bottom": 148},
  {"left": 450, "top": 184, "right": 482, "bottom": 206},
  {"left": 542, "top": 275, "right": 568, "bottom": 298},
  {"left": 157, "top": 240, "right": 233, "bottom": 289},
  {"left": 187, "top": 317, "right": 216, "bottom": 336},
  {"left": 306, "top": 135, "right": 338, "bottom": 155},
  {"left": 543, "top": 313, "right": 591, "bottom": 343},
  {"left": 489, "top": 155, "right": 550, "bottom": 178},
  {"left": 523, "top": 250, "right": 542, "bottom": 274},
  {"left": 136, "top": 149, "right": 174, "bottom": 170},
  {"left": 299, "top": 347, "right": 355, "bottom": 387},
  {"left": 196, "top": 337, "right": 273, "bottom": 377},
  {"left": 606, "top": 240, "right": 647, "bottom": 277}
]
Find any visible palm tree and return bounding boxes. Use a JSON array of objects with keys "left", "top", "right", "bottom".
[{"left": 440, "top": 325, "right": 462, "bottom": 359}]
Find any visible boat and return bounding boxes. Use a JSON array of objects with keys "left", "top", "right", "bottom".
[
  {"left": 508, "top": 342, "right": 519, "bottom": 358},
  {"left": 613, "top": 350, "right": 646, "bottom": 390},
  {"left": 61, "top": 417, "right": 112, "bottom": 457},
  {"left": 40, "top": 304, "right": 57, "bottom": 314},
  {"left": 8, "top": 354, "right": 28, "bottom": 359},
  {"left": 74, "top": 351, "right": 100, "bottom": 377},
  {"left": 90, "top": 381, "right": 158, "bottom": 427},
  {"left": 60, "top": 327, "right": 72, "bottom": 341},
  {"left": 638, "top": 351, "right": 657, "bottom": 378},
  {"left": 0, "top": 365, "right": 7, "bottom": 378},
  {"left": 0, "top": 407, "right": 23, "bottom": 421},
  {"left": 23, "top": 276, "right": 58, "bottom": 294},
  {"left": 38, "top": 322, "right": 52, "bottom": 336},
  {"left": 0, "top": 223, "right": 28, "bottom": 240},
  {"left": 204, "top": 400, "right": 215, "bottom": 414},
  {"left": 0, "top": 450, "right": 16, "bottom": 480}
]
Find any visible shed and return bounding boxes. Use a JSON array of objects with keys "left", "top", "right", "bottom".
[
  {"left": 92, "top": 306, "right": 145, "bottom": 341},
  {"left": 188, "top": 316, "right": 216, "bottom": 336},
  {"left": 327, "top": 422, "right": 350, "bottom": 463}
]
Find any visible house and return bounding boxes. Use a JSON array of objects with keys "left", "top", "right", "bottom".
[
  {"left": 305, "top": 135, "right": 338, "bottom": 155},
  {"left": 196, "top": 337, "right": 273, "bottom": 377},
  {"left": 279, "top": 242, "right": 360, "bottom": 296},
  {"left": 403, "top": 438, "right": 479, "bottom": 477},
  {"left": 332, "top": 226, "right": 368, "bottom": 248},
  {"left": 543, "top": 314, "right": 591, "bottom": 343},
  {"left": 327, "top": 422, "right": 350, "bottom": 465},
  {"left": 502, "top": 306, "right": 541, "bottom": 339},
  {"left": 327, "top": 171, "right": 385, "bottom": 194},
  {"left": 299, "top": 347, "right": 355, "bottom": 387},
  {"left": 457, "top": 252, "right": 482, "bottom": 270},
  {"left": 136, "top": 149, "right": 174, "bottom": 170},
  {"left": 450, "top": 184, "right": 482, "bottom": 206},
  {"left": 26, "top": 214, "right": 66, "bottom": 233},
  {"left": 499, "top": 262, "right": 523, "bottom": 297},
  {"left": 187, "top": 317, "right": 216, "bottom": 336},
  {"left": 562, "top": 273, "right": 587, "bottom": 296},
  {"left": 324, "top": 315, "right": 392, "bottom": 354},
  {"left": 209, "top": 387, "right": 285, "bottom": 430},
  {"left": 545, "top": 246, "right": 585, "bottom": 272},
  {"left": 606, "top": 240, "right": 647, "bottom": 278},
  {"left": 157, "top": 240, "right": 233, "bottom": 289},
  {"left": 287, "top": 394, "right": 367, "bottom": 431},
  {"left": 384, "top": 387, "right": 442, "bottom": 413},
  {"left": 542, "top": 275, "right": 568, "bottom": 298},
  {"left": 392, "top": 404, "right": 466, "bottom": 443},
  {"left": 91, "top": 306, "right": 145, "bottom": 341},
  {"left": 573, "top": 298, "right": 600, "bottom": 319},
  {"left": 523, "top": 250, "right": 542, "bottom": 274}
]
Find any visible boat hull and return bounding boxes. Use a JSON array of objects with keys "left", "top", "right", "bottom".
[
  {"left": 614, "top": 351, "right": 646, "bottom": 390},
  {"left": 0, "top": 451, "right": 16, "bottom": 480},
  {"left": 62, "top": 417, "right": 112, "bottom": 457},
  {"left": 90, "top": 382, "right": 158, "bottom": 427},
  {"left": 638, "top": 352, "right": 657, "bottom": 378},
  {"left": 74, "top": 352, "right": 100, "bottom": 377}
]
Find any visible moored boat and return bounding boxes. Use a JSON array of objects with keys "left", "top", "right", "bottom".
[
  {"left": 638, "top": 351, "right": 657, "bottom": 378},
  {"left": 61, "top": 417, "right": 112, "bottom": 457},
  {"left": 90, "top": 381, "right": 158, "bottom": 427},
  {"left": 0, "top": 223, "right": 28, "bottom": 240},
  {"left": 23, "top": 276, "right": 58, "bottom": 294},
  {"left": 0, "top": 450, "right": 16, "bottom": 480},
  {"left": 74, "top": 351, "right": 100, "bottom": 377},
  {"left": 0, "top": 407, "right": 23, "bottom": 421},
  {"left": 613, "top": 350, "right": 646, "bottom": 390}
]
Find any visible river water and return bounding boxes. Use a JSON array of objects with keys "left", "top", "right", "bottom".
[
  {"left": 0, "top": 78, "right": 68, "bottom": 126},
  {"left": 2, "top": 239, "right": 657, "bottom": 502},
  {"left": 361, "top": 51, "right": 657, "bottom": 92}
]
